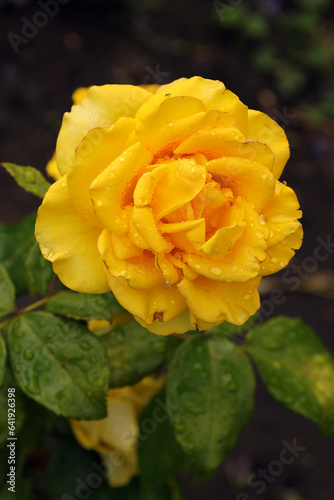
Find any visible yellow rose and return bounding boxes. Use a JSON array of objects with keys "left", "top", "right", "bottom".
[
  {"left": 35, "top": 77, "right": 302, "bottom": 335},
  {"left": 70, "top": 375, "right": 164, "bottom": 488}
]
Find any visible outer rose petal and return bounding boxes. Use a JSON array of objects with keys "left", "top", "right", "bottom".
[
  {"left": 56, "top": 85, "right": 153, "bottom": 175},
  {"left": 259, "top": 224, "right": 303, "bottom": 276},
  {"left": 106, "top": 274, "right": 188, "bottom": 330},
  {"left": 138, "top": 76, "right": 248, "bottom": 135},
  {"left": 67, "top": 118, "right": 136, "bottom": 226},
  {"left": 135, "top": 310, "right": 196, "bottom": 335},
  {"left": 247, "top": 110, "right": 290, "bottom": 179},
  {"left": 35, "top": 176, "right": 109, "bottom": 293},
  {"left": 70, "top": 376, "right": 164, "bottom": 487},
  {"left": 178, "top": 276, "right": 261, "bottom": 325}
]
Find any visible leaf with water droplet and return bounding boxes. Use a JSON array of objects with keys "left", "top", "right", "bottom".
[
  {"left": 207, "top": 311, "right": 259, "bottom": 340},
  {"left": 0, "top": 263, "right": 15, "bottom": 317},
  {"left": 8, "top": 312, "right": 109, "bottom": 419},
  {"left": 101, "top": 321, "right": 170, "bottom": 388},
  {"left": 138, "top": 388, "right": 185, "bottom": 495},
  {"left": 244, "top": 316, "right": 334, "bottom": 436},
  {"left": 166, "top": 335, "right": 255, "bottom": 473},
  {"left": 46, "top": 290, "right": 122, "bottom": 321},
  {"left": 1, "top": 162, "right": 51, "bottom": 199},
  {"left": 24, "top": 241, "right": 54, "bottom": 295}
]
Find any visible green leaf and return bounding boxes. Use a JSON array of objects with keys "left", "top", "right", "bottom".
[
  {"left": 166, "top": 335, "right": 255, "bottom": 473},
  {"left": 100, "top": 322, "right": 169, "bottom": 388},
  {"left": 24, "top": 241, "right": 54, "bottom": 295},
  {"left": 207, "top": 312, "right": 259, "bottom": 339},
  {"left": 47, "top": 438, "right": 102, "bottom": 499},
  {"left": 0, "top": 212, "right": 36, "bottom": 295},
  {"left": 8, "top": 312, "right": 109, "bottom": 419},
  {"left": 46, "top": 291, "right": 121, "bottom": 321},
  {"left": 1, "top": 162, "right": 51, "bottom": 199},
  {"left": 244, "top": 316, "right": 334, "bottom": 436},
  {"left": 139, "top": 388, "right": 185, "bottom": 495},
  {"left": 0, "top": 335, "right": 6, "bottom": 386},
  {"left": 0, "top": 263, "right": 15, "bottom": 317}
]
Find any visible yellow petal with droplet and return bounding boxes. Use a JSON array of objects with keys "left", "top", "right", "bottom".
[
  {"left": 98, "top": 229, "right": 163, "bottom": 290},
  {"left": 131, "top": 206, "right": 174, "bottom": 253},
  {"left": 56, "top": 85, "right": 153, "bottom": 175},
  {"left": 178, "top": 275, "right": 261, "bottom": 325},
  {"left": 207, "top": 156, "right": 276, "bottom": 211},
  {"left": 90, "top": 143, "right": 153, "bottom": 234},
  {"left": 200, "top": 222, "right": 245, "bottom": 257},
  {"left": 106, "top": 275, "right": 188, "bottom": 328},
  {"left": 247, "top": 109, "right": 290, "bottom": 179},
  {"left": 68, "top": 118, "right": 135, "bottom": 226},
  {"left": 151, "top": 158, "right": 206, "bottom": 219},
  {"left": 35, "top": 176, "right": 109, "bottom": 293}
]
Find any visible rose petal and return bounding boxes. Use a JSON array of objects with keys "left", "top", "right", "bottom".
[
  {"left": 207, "top": 156, "right": 276, "bottom": 211},
  {"left": 68, "top": 118, "right": 135, "bottom": 225},
  {"left": 98, "top": 229, "right": 163, "bottom": 290},
  {"left": 35, "top": 176, "right": 109, "bottom": 293},
  {"left": 90, "top": 143, "right": 153, "bottom": 234},
  {"left": 178, "top": 275, "right": 261, "bottom": 325},
  {"left": 247, "top": 109, "right": 290, "bottom": 179},
  {"left": 262, "top": 181, "right": 302, "bottom": 248},
  {"left": 56, "top": 85, "right": 153, "bottom": 175},
  {"left": 259, "top": 224, "right": 303, "bottom": 276},
  {"left": 151, "top": 158, "right": 207, "bottom": 219},
  {"left": 106, "top": 274, "right": 188, "bottom": 327}
]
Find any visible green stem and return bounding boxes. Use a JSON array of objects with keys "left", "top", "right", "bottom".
[
  {"left": 17, "top": 297, "right": 49, "bottom": 315},
  {"left": 0, "top": 317, "right": 12, "bottom": 331}
]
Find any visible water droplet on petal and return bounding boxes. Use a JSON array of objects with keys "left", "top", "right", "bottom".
[
  {"left": 255, "top": 231, "right": 264, "bottom": 238},
  {"left": 210, "top": 266, "right": 222, "bottom": 276}
]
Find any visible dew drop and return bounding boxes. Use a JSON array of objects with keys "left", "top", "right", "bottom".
[
  {"left": 194, "top": 264, "right": 200, "bottom": 269},
  {"left": 231, "top": 265, "right": 238, "bottom": 272},
  {"left": 271, "top": 256, "right": 278, "bottom": 263},
  {"left": 279, "top": 261, "right": 285, "bottom": 267},
  {"left": 96, "top": 200, "right": 103, "bottom": 207},
  {"left": 210, "top": 266, "right": 222, "bottom": 276},
  {"left": 24, "top": 348, "right": 34, "bottom": 360},
  {"left": 79, "top": 341, "right": 90, "bottom": 351},
  {"left": 260, "top": 172, "right": 267, "bottom": 180},
  {"left": 255, "top": 231, "right": 264, "bottom": 238},
  {"left": 12, "top": 344, "right": 21, "bottom": 354},
  {"left": 258, "top": 216, "right": 266, "bottom": 225},
  {"left": 243, "top": 294, "right": 251, "bottom": 300},
  {"left": 119, "top": 156, "right": 125, "bottom": 162}
]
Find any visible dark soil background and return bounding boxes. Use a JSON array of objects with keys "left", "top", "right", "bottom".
[{"left": 1, "top": 1, "right": 334, "bottom": 499}]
